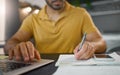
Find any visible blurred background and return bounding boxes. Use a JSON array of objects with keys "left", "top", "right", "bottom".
[{"left": 0, "top": 0, "right": 120, "bottom": 53}]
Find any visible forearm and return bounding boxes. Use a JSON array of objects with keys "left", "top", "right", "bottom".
[
  {"left": 91, "top": 38, "right": 107, "bottom": 54},
  {"left": 4, "top": 38, "right": 20, "bottom": 54},
  {"left": 4, "top": 30, "right": 33, "bottom": 54}
]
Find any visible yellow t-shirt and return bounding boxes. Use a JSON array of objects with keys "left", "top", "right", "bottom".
[{"left": 20, "top": 2, "right": 98, "bottom": 54}]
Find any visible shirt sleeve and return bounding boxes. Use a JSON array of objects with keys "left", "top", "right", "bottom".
[
  {"left": 19, "top": 14, "right": 33, "bottom": 36},
  {"left": 82, "top": 10, "right": 99, "bottom": 34}
]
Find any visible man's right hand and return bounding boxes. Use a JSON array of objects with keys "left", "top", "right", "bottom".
[{"left": 8, "top": 41, "right": 41, "bottom": 62}]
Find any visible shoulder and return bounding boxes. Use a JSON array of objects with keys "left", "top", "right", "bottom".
[
  {"left": 70, "top": 6, "right": 87, "bottom": 14},
  {"left": 24, "top": 12, "right": 40, "bottom": 22}
]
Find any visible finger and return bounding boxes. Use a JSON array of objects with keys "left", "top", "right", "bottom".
[
  {"left": 85, "top": 43, "right": 96, "bottom": 58},
  {"left": 19, "top": 42, "right": 29, "bottom": 62},
  {"left": 80, "top": 44, "right": 92, "bottom": 60},
  {"left": 34, "top": 49, "right": 41, "bottom": 60},
  {"left": 75, "top": 42, "right": 88, "bottom": 60},
  {"left": 14, "top": 45, "right": 21, "bottom": 61},
  {"left": 73, "top": 45, "right": 79, "bottom": 54},
  {"left": 9, "top": 48, "right": 14, "bottom": 60},
  {"left": 74, "top": 43, "right": 84, "bottom": 59},
  {"left": 80, "top": 43, "right": 95, "bottom": 60},
  {"left": 89, "top": 46, "right": 96, "bottom": 58},
  {"left": 26, "top": 41, "right": 34, "bottom": 61}
]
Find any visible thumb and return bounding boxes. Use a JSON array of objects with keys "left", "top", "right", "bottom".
[
  {"left": 34, "top": 49, "right": 41, "bottom": 60},
  {"left": 73, "top": 45, "right": 79, "bottom": 54}
]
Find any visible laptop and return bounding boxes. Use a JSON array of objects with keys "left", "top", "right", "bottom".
[{"left": 0, "top": 48, "right": 54, "bottom": 75}]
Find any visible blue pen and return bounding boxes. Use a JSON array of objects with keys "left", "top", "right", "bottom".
[{"left": 78, "top": 33, "right": 87, "bottom": 52}]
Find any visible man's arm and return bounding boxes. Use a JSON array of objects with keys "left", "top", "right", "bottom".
[
  {"left": 4, "top": 30, "right": 41, "bottom": 62},
  {"left": 86, "top": 31, "right": 106, "bottom": 53},
  {"left": 74, "top": 31, "right": 107, "bottom": 60},
  {"left": 4, "top": 30, "right": 31, "bottom": 53}
]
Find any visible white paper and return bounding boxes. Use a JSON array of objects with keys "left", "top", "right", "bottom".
[
  {"left": 53, "top": 53, "right": 120, "bottom": 75},
  {"left": 109, "top": 52, "right": 120, "bottom": 62},
  {"left": 55, "top": 54, "right": 96, "bottom": 66},
  {"left": 55, "top": 54, "right": 120, "bottom": 66},
  {"left": 53, "top": 65, "right": 120, "bottom": 75}
]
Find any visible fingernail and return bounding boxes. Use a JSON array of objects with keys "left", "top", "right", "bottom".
[
  {"left": 16, "top": 56, "right": 20, "bottom": 61},
  {"left": 30, "top": 56, "right": 34, "bottom": 61},
  {"left": 25, "top": 57, "right": 29, "bottom": 62},
  {"left": 30, "top": 56, "right": 34, "bottom": 59}
]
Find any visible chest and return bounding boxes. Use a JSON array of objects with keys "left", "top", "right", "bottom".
[{"left": 33, "top": 15, "right": 83, "bottom": 43}]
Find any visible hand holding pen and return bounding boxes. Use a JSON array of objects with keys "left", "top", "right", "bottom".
[{"left": 74, "top": 32, "right": 96, "bottom": 60}]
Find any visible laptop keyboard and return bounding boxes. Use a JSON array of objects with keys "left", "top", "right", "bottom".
[{"left": 0, "top": 61, "right": 31, "bottom": 72}]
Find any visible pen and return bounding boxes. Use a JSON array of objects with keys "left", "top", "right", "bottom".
[{"left": 78, "top": 33, "right": 87, "bottom": 52}]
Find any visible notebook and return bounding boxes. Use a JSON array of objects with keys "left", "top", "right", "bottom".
[
  {"left": 55, "top": 54, "right": 96, "bottom": 66},
  {"left": 55, "top": 54, "right": 120, "bottom": 66},
  {"left": 53, "top": 53, "right": 120, "bottom": 75},
  {"left": 0, "top": 48, "right": 54, "bottom": 75}
]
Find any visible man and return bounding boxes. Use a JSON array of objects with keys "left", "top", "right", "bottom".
[{"left": 4, "top": 0, "right": 106, "bottom": 62}]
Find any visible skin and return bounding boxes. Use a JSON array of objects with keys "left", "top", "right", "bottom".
[
  {"left": 4, "top": 0, "right": 106, "bottom": 62},
  {"left": 74, "top": 31, "right": 106, "bottom": 60},
  {"left": 4, "top": 30, "right": 41, "bottom": 62}
]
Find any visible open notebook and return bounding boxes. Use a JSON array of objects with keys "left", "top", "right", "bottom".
[
  {"left": 55, "top": 54, "right": 120, "bottom": 66},
  {"left": 54, "top": 53, "right": 120, "bottom": 75},
  {"left": 0, "top": 48, "right": 54, "bottom": 75},
  {"left": 55, "top": 54, "right": 96, "bottom": 66}
]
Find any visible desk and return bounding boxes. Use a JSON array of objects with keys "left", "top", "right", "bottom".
[
  {"left": 22, "top": 61, "right": 57, "bottom": 75},
  {"left": 22, "top": 54, "right": 60, "bottom": 75},
  {"left": 0, "top": 48, "right": 120, "bottom": 75},
  {"left": 22, "top": 53, "right": 120, "bottom": 75}
]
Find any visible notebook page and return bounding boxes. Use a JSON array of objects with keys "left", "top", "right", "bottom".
[{"left": 55, "top": 54, "right": 96, "bottom": 66}]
